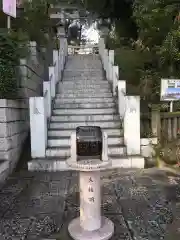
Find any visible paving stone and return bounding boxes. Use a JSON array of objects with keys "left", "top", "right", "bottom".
[
  {"left": 0, "top": 167, "right": 180, "bottom": 239},
  {"left": 164, "top": 218, "right": 180, "bottom": 240},
  {"left": 102, "top": 194, "right": 122, "bottom": 215},
  {"left": 0, "top": 193, "right": 18, "bottom": 217},
  {"left": 108, "top": 215, "right": 133, "bottom": 240},
  {"left": 5, "top": 195, "right": 66, "bottom": 219},
  {"left": 32, "top": 171, "right": 71, "bottom": 183},
  {"left": 0, "top": 217, "right": 31, "bottom": 240},
  {"left": 27, "top": 214, "right": 62, "bottom": 239},
  {"left": 0, "top": 177, "right": 31, "bottom": 196}
]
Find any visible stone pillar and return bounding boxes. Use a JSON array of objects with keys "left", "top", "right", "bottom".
[
  {"left": 98, "top": 38, "right": 102, "bottom": 58},
  {"left": 58, "top": 51, "right": 62, "bottom": 81},
  {"left": 49, "top": 66, "right": 55, "bottom": 98},
  {"left": 124, "top": 96, "right": 141, "bottom": 155},
  {"left": 29, "top": 41, "right": 37, "bottom": 63},
  {"left": 29, "top": 97, "right": 47, "bottom": 158},
  {"left": 19, "top": 59, "right": 28, "bottom": 98},
  {"left": 53, "top": 50, "right": 59, "bottom": 83},
  {"left": 108, "top": 50, "right": 114, "bottom": 82},
  {"left": 112, "top": 66, "right": 119, "bottom": 96},
  {"left": 64, "top": 38, "right": 68, "bottom": 58},
  {"left": 59, "top": 37, "right": 67, "bottom": 70},
  {"left": 98, "top": 38, "right": 105, "bottom": 60},
  {"left": 118, "top": 81, "right": 126, "bottom": 119},
  {"left": 43, "top": 82, "right": 51, "bottom": 119},
  {"left": 103, "top": 49, "right": 108, "bottom": 76},
  {"left": 151, "top": 104, "right": 161, "bottom": 138},
  {"left": 80, "top": 171, "right": 101, "bottom": 231}
]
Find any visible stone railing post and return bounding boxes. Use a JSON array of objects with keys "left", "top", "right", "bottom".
[
  {"left": 53, "top": 49, "right": 59, "bottom": 83},
  {"left": 49, "top": 66, "right": 56, "bottom": 98},
  {"left": 118, "top": 81, "right": 126, "bottom": 119},
  {"left": 19, "top": 58, "right": 28, "bottom": 98},
  {"left": 29, "top": 97, "right": 47, "bottom": 158},
  {"left": 43, "top": 82, "right": 51, "bottom": 119},
  {"left": 64, "top": 38, "right": 68, "bottom": 60},
  {"left": 59, "top": 38, "right": 66, "bottom": 64},
  {"left": 151, "top": 104, "right": 161, "bottom": 138},
  {"left": 58, "top": 49, "right": 62, "bottom": 80},
  {"left": 108, "top": 50, "right": 114, "bottom": 82},
  {"left": 124, "top": 96, "right": 141, "bottom": 155},
  {"left": 98, "top": 38, "right": 105, "bottom": 59},
  {"left": 104, "top": 49, "right": 109, "bottom": 78},
  {"left": 29, "top": 41, "right": 37, "bottom": 63},
  {"left": 112, "top": 66, "right": 119, "bottom": 96}
]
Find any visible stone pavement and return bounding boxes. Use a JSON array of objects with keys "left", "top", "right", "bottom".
[{"left": 0, "top": 168, "right": 180, "bottom": 239}]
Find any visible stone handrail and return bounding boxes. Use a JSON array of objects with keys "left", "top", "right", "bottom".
[
  {"left": 98, "top": 38, "right": 141, "bottom": 156},
  {"left": 21, "top": 63, "right": 43, "bottom": 80},
  {"left": 29, "top": 38, "right": 68, "bottom": 158}
]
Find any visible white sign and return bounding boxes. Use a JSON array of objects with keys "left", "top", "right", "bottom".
[
  {"left": 161, "top": 78, "right": 180, "bottom": 101},
  {"left": 3, "top": 0, "right": 16, "bottom": 18}
]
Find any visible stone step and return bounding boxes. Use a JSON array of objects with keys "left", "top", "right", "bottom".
[
  {"left": 46, "top": 145, "right": 126, "bottom": 158},
  {"left": 28, "top": 155, "right": 145, "bottom": 171},
  {"left": 64, "top": 69, "right": 103, "bottom": 73},
  {"left": 64, "top": 67, "right": 102, "bottom": 71},
  {"left": 55, "top": 97, "right": 114, "bottom": 104},
  {"left": 48, "top": 136, "right": 124, "bottom": 147},
  {"left": 54, "top": 102, "right": 115, "bottom": 109},
  {"left": 48, "top": 128, "right": 123, "bottom": 138},
  {"left": 57, "top": 88, "right": 111, "bottom": 94},
  {"left": 51, "top": 114, "right": 119, "bottom": 122},
  {"left": 63, "top": 77, "right": 105, "bottom": 81},
  {"left": 65, "top": 68, "right": 102, "bottom": 72},
  {"left": 59, "top": 83, "right": 109, "bottom": 89},
  {"left": 56, "top": 92, "right": 113, "bottom": 98},
  {"left": 65, "top": 68, "right": 102, "bottom": 71},
  {"left": 49, "top": 121, "right": 120, "bottom": 129},
  {"left": 52, "top": 108, "right": 116, "bottom": 115},
  {"left": 63, "top": 74, "right": 104, "bottom": 79},
  {"left": 60, "top": 81, "right": 109, "bottom": 86}
]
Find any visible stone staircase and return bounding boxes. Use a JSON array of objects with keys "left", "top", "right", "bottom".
[{"left": 28, "top": 54, "right": 144, "bottom": 171}]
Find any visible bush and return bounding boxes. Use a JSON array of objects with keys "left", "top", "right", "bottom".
[
  {"left": 0, "top": 30, "right": 29, "bottom": 99},
  {"left": 0, "top": 0, "right": 58, "bottom": 99},
  {"left": 114, "top": 48, "right": 152, "bottom": 86}
]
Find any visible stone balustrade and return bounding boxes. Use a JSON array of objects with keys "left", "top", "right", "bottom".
[
  {"left": 29, "top": 38, "right": 68, "bottom": 158},
  {"left": 0, "top": 41, "right": 46, "bottom": 182},
  {"left": 99, "top": 38, "right": 141, "bottom": 156}
]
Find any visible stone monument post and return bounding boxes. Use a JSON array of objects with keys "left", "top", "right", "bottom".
[{"left": 66, "top": 126, "right": 114, "bottom": 240}]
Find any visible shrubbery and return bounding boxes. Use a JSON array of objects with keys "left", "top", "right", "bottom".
[
  {"left": 0, "top": 0, "right": 58, "bottom": 99},
  {"left": 0, "top": 29, "right": 29, "bottom": 99}
]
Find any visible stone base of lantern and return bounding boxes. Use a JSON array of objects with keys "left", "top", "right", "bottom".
[{"left": 68, "top": 216, "right": 114, "bottom": 240}]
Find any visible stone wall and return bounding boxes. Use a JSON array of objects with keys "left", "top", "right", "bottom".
[
  {"left": 0, "top": 100, "right": 29, "bottom": 181},
  {"left": 0, "top": 42, "right": 45, "bottom": 182}
]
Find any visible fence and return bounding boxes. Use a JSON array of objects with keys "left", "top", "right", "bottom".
[{"left": 141, "top": 106, "right": 180, "bottom": 141}]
